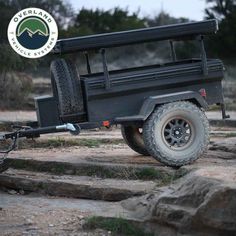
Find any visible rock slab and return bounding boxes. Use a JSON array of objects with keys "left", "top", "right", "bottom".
[{"left": 122, "top": 166, "right": 236, "bottom": 236}]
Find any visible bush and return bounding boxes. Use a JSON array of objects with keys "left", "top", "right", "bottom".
[{"left": 0, "top": 72, "right": 33, "bottom": 109}]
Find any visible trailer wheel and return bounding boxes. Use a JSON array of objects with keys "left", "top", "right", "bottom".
[
  {"left": 121, "top": 125, "right": 150, "bottom": 156},
  {"left": 50, "top": 59, "right": 84, "bottom": 115},
  {"left": 143, "top": 101, "right": 209, "bottom": 167}
]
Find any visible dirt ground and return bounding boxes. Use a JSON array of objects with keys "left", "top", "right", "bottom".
[
  {"left": 6, "top": 130, "right": 236, "bottom": 167},
  {"left": 0, "top": 124, "right": 236, "bottom": 235},
  {"left": 0, "top": 192, "right": 125, "bottom": 236}
]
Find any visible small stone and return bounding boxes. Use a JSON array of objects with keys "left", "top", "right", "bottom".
[
  {"left": 8, "top": 190, "right": 17, "bottom": 195},
  {"left": 26, "top": 218, "right": 33, "bottom": 224},
  {"left": 19, "top": 189, "right": 25, "bottom": 195},
  {"left": 80, "top": 219, "right": 85, "bottom": 226},
  {"left": 78, "top": 215, "right": 84, "bottom": 220},
  {"left": 49, "top": 224, "right": 54, "bottom": 227},
  {"left": 65, "top": 170, "right": 74, "bottom": 175}
]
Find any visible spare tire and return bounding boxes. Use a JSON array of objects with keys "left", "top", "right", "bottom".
[{"left": 50, "top": 59, "right": 84, "bottom": 116}]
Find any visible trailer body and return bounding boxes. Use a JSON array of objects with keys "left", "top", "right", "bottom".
[
  {"left": 38, "top": 19, "right": 226, "bottom": 128},
  {"left": 1, "top": 19, "right": 229, "bottom": 167}
]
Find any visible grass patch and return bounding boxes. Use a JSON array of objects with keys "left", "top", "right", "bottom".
[
  {"left": 81, "top": 166, "right": 188, "bottom": 183},
  {"left": 1, "top": 137, "right": 124, "bottom": 151},
  {"left": 8, "top": 158, "right": 188, "bottom": 182},
  {"left": 210, "top": 132, "right": 236, "bottom": 138},
  {"left": 135, "top": 167, "right": 188, "bottom": 184},
  {"left": 14, "top": 137, "right": 124, "bottom": 149},
  {"left": 135, "top": 167, "right": 167, "bottom": 180},
  {"left": 208, "top": 103, "right": 236, "bottom": 111},
  {"left": 225, "top": 132, "right": 236, "bottom": 138},
  {"left": 0, "top": 123, "right": 13, "bottom": 132},
  {"left": 84, "top": 216, "right": 153, "bottom": 236}
]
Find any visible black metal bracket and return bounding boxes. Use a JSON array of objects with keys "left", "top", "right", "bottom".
[
  {"left": 169, "top": 40, "right": 176, "bottom": 62},
  {"left": 221, "top": 103, "right": 230, "bottom": 119},
  {"left": 197, "top": 35, "right": 208, "bottom": 76},
  {"left": 84, "top": 51, "right": 91, "bottom": 74},
  {"left": 100, "top": 48, "right": 111, "bottom": 90}
]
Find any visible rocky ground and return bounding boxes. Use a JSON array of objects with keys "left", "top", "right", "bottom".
[{"left": 0, "top": 114, "right": 236, "bottom": 235}]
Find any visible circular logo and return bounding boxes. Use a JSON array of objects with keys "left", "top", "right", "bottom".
[{"left": 7, "top": 8, "right": 58, "bottom": 58}]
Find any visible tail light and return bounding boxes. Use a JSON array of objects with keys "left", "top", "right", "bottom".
[{"left": 199, "top": 88, "right": 207, "bottom": 98}]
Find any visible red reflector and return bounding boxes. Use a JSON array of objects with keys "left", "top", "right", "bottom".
[
  {"left": 199, "top": 89, "right": 207, "bottom": 98},
  {"left": 103, "top": 121, "right": 110, "bottom": 127}
]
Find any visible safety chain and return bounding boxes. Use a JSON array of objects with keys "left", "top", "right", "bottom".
[
  {"left": 0, "top": 132, "right": 19, "bottom": 166},
  {"left": 0, "top": 153, "right": 7, "bottom": 165}
]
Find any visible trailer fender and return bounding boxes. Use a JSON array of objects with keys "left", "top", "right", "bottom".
[
  {"left": 140, "top": 91, "right": 208, "bottom": 120},
  {"left": 115, "top": 91, "right": 208, "bottom": 124}
]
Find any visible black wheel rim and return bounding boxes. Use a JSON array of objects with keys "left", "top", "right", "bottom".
[{"left": 162, "top": 118, "right": 193, "bottom": 150}]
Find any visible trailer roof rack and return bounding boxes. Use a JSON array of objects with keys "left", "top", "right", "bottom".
[{"left": 52, "top": 19, "right": 218, "bottom": 54}]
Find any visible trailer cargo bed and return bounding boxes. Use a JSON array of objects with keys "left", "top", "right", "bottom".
[{"left": 81, "top": 59, "right": 224, "bottom": 122}]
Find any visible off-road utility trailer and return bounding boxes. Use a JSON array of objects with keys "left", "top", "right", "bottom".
[{"left": 0, "top": 19, "right": 229, "bottom": 169}]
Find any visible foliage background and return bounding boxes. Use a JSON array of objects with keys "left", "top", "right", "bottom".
[{"left": 0, "top": 0, "right": 235, "bottom": 109}]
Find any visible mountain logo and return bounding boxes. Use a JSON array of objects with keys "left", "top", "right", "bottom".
[
  {"left": 16, "top": 17, "right": 50, "bottom": 50},
  {"left": 8, "top": 8, "right": 58, "bottom": 58}
]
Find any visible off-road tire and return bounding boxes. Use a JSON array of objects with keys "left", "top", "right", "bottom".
[
  {"left": 50, "top": 59, "right": 84, "bottom": 116},
  {"left": 121, "top": 125, "right": 150, "bottom": 156},
  {"left": 143, "top": 101, "right": 210, "bottom": 167}
]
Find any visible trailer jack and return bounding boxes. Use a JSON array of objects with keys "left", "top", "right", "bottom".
[{"left": 0, "top": 123, "right": 81, "bottom": 171}]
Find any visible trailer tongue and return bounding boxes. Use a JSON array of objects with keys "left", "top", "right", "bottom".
[
  {"left": 0, "top": 123, "right": 81, "bottom": 141},
  {"left": 0, "top": 123, "right": 81, "bottom": 171}
]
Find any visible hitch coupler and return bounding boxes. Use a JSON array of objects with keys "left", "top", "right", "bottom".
[{"left": 56, "top": 123, "right": 81, "bottom": 135}]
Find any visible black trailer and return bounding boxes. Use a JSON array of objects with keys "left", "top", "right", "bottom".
[{"left": 0, "top": 19, "right": 229, "bottom": 168}]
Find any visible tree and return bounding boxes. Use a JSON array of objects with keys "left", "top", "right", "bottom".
[
  {"left": 205, "top": 0, "right": 236, "bottom": 19},
  {"left": 0, "top": 0, "right": 74, "bottom": 108},
  {"left": 205, "top": 0, "right": 236, "bottom": 60},
  {"left": 0, "top": 0, "right": 75, "bottom": 71},
  {"left": 11, "top": 0, "right": 74, "bottom": 29},
  {"left": 146, "top": 11, "right": 188, "bottom": 27},
  {"left": 0, "top": 0, "right": 18, "bottom": 43},
  {"left": 71, "top": 8, "right": 146, "bottom": 36}
]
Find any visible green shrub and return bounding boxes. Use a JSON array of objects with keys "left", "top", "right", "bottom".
[{"left": 0, "top": 72, "right": 32, "bottom": 109}]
